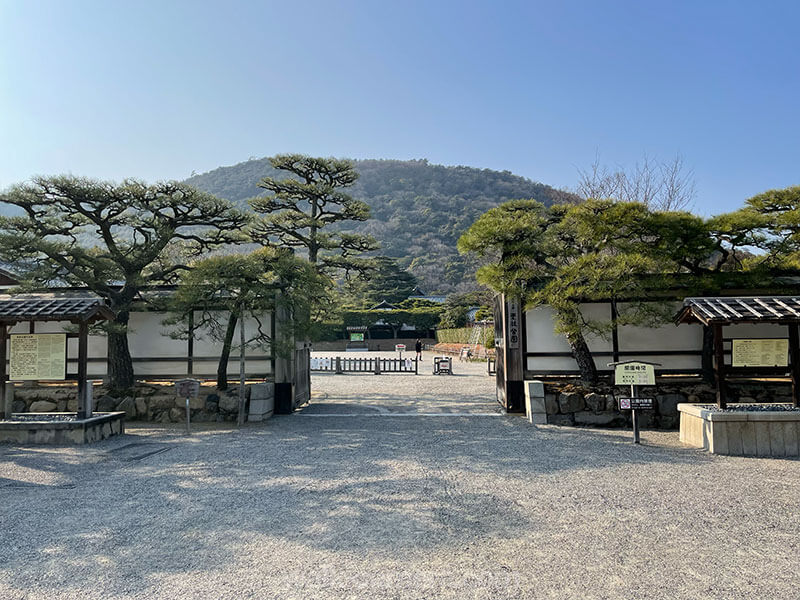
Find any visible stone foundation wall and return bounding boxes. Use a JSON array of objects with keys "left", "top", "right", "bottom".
[
  {"left": 541, "top": 381, "right": 793, "bottom": 429},
  {"left": 9, "top": 383, "right": 267, "bottom": 423}
]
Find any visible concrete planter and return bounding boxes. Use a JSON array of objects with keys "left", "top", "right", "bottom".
[
  {"left": 248, "top": 383, "right": 275, "bottom": 422},
  {"left": 0, "top": 412, "right": 125, "bottom": 445},
  {"left": 678, "top": 403, "right": 800, "bottom": 457}
]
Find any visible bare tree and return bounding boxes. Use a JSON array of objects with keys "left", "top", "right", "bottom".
[{"left": 577, "top": 153, "right": 695, "bottom": 211}]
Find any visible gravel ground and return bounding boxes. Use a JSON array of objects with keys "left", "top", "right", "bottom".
[{"left": 1, "top": 351, "right": 798, "bottom": 599}]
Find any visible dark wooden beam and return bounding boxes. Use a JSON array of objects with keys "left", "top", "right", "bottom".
[
  {"left": 77, "top": 321, "right": 89, "bottom": 419},
  {"left": 713, "top": 324, "right": 727, "bottom": 409},
  {"left": 0, "top": 325, "right": 7, "bottom": 419},
  {"left": 789, "top": 324, "right": 800, "bottom": 408}
]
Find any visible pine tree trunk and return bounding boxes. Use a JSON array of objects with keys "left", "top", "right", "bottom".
[
  {"left": 217, "top": 312, "right": 238, "bottom": 390},
  {"left": 566, "top": 331, "right": 598, "bottom": 384},
  {"left": 107, "top": 310, "right": 135, "bottom": 391}
]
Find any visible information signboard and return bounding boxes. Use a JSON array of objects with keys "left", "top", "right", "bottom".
[
  {"left": 175, "top": 378, "right": 201, "bottom": 398},
  {"left": 350, "top": 332, "right": 364, "bottom": 342},
  {"left": 731, "top": 339, "right": 788, "bottom": 367},
  {"left": 9, "top": 334, "right": 67, "bottom": 381},
  {"left": 619, "top": 397, "right": 655, "bottom": 410},
  {"left": 614, "top": 362, "right": 655, "bottom": 386}
]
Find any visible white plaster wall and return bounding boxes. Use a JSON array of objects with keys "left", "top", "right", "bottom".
[
  {"left": 524, "top": 304, "right": 612, "bottom": 353},
  {"left": 3, "top": 310, "right": 274, "bottom": 379}
]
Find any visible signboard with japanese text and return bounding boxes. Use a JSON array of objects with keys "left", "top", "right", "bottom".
[
  {"left": 9, "top": 334, "right": 67, "bottom": 381},
  {"left": 731, "top": 339, "right": 788, "bottom": 367},
  {"left": 614, "top": 362, "right": 655, "bottom": 386},
  {"left": 619, "top": 397, "right": 655, "bottom": 410},
  {"left": 175, "top": 378, "right": 201, "bottom": 398},
  {"left": 507, "top": 298, "right": 520, "bottom": 349},
  {"left": 350, "top": 333, "right": 364, "bottom": 342}
]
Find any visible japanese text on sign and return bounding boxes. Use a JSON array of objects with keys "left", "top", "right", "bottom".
[
  {"left": 614, "top": 362, "right": 655, "bottom": 385},
  {"left": 175, "top": 379, "right": 201, "bottom": 398},
  {"left": 619, "top": 397, "right": 654, "bottom": 410},
  {"left": 731, "top": 339, "right": 788, "bottom": 367},
  {"left": 9, "top": 334, "right": 67, "bottom": 381},
  {"left": 507, "top": 298, "right": 520, "bottom": 349}
]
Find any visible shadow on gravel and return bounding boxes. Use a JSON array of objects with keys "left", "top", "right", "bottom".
[{"left": 0, "top": 412, "right": 714, "bottom": 595}]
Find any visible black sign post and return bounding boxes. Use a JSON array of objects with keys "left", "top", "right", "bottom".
[{"left": 609, "top": 360, "right": 660, "bottom": 445}]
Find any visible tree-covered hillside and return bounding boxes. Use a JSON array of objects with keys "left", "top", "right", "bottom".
[{"left": 185, "top": 158, "right": 577, "bottom": 293}]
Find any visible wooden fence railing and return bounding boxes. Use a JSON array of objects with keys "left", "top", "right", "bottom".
[{"left": 311, "top": 356, "right": 418, "bottom": 375}]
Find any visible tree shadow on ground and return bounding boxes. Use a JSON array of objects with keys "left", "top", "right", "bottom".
[{"left": 0, "top": 413, "right": 717, "bottom": 597}]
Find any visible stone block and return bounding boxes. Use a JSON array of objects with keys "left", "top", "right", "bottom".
[
  {"left": 30, "top": 400, "right": 57, "bottom": 412},
  {"left": 149, "top": 395, "right": 175, "bottom": 410},
  {"left": 574, "top": 411, "right": 623, "bottom": 426},
  {"left": 547, "top": 413, "right": 575, "bottom": 426},
  {"left": 135, "top": 397, "right": 148, "bottom": 417},
  {"left": 558, "top": 392, "right": 584, "bottom": 414},
  {"left": 755, "top": 422, "right": 771, "bottom": 456},
  {"left": 656, "top": 394, "right": 685, "bottom": 416},
  {"left": 544, "top": 393, "right": 559, "bottom": 414},
  {"left": 524, "top": 381, "right": 546, "bottom": 424},
  {"left": 67, "top": 398, "right": 78, "bottom": 412},
  {"left": 219, "top": 394, "right": 239, "bottom": 413},
  {"left": 12, "top": 400, "right": 26, "bottom": 413},
  {"left": 175, "top": 395, "right": 205, "bottom": 410},
  {"left": 783, "top": 422, "right": 799, "bottom": 456},
  {"left": 768, "top": 422, "right": 786, "bottom": 457},
  {"left": 169, "top": 407, "right": 183, "bottom": 422},
  {"left": 96, "top": 395, "right": 117, "bottom": 412},
  {"left": 117, "top": 397, "right": 136, "bottom": 420},
  {"left": 249, "top": 383, "right": 275, "bottom": 401},
  {"left": 584, "top": 393, "right": 606, "bottom": 413},
  {"left": 740, "top": 422, "right": 757, "bottom": 456},
  {"left": 656, "top": 415, "right": 679, "bottom": 429}
]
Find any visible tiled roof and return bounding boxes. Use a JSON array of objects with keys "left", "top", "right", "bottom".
[
  {"left": 0, "top": 297, "right": 114, "bottom": 323},
  {"left": 675, "top": 296, "right": 800, "bottom": 325}
]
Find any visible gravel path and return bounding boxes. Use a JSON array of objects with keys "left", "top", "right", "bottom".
[{"left": 1, "top": 352, "right": 798, "bottom": 599}]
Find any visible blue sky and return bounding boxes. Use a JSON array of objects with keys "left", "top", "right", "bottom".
[{"left": 1, "top": 0, "right": 798, "bottom": 215}]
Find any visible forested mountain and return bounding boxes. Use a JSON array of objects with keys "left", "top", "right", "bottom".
[{"left": 184, "top": 158, "right": 577, "bottom": 293}]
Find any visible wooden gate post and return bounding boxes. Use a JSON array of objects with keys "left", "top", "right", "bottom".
[{"left": 496, "top": 294, "right": 525, "bottom": 413}]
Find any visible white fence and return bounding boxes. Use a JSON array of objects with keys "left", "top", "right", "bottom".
[
  {"left": 525, "top": 302, "right": 790, "bottom": 376},
  {"left": 7, "top": 310, "right": 274, "bottom": 380}
]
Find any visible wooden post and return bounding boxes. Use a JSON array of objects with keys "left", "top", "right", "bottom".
[
  {"left": 77, "top": 321, "right": 90, "bottom": 419},
  {"left": 789, "top": 324, "right": 800, "bottom": 408},
  {"left": 0, "top": 325, "right": 8, "bottom": 419},
  {"left": 713, "top": 324, "right": 726, "bottom": 410}
]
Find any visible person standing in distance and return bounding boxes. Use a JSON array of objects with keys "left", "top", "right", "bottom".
[{"left": 415, "top": 339, "right": 423, "bottom": 361}]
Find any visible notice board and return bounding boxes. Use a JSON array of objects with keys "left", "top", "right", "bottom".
[
  {"left": 731, "top": 339, "right": 789, "bottom": 367},
  {"left": 9, "top": 333, "right": 67, "bottom": 381}
]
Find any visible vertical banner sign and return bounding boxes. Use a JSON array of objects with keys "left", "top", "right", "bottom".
[
  {"left": 9, "top": 334, "right": 67, "bottom": 381},
  {"left": 507, "top": 298, "right": 520, "bottom": 349}
]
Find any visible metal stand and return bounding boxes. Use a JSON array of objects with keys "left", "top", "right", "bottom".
[
  {"left": 185, "top": 396, "right": 191, "bottom": 435},
  {"left": 631, "top": 383, "right": 640, "bottom": 444}
]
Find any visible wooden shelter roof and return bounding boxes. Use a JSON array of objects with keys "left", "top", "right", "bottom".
[
  {"left": 0, "top": 297, "right": 114, "bottom": 324},
  {"left": 675, "top": 296, "right": 800, "bottom": 326}
]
